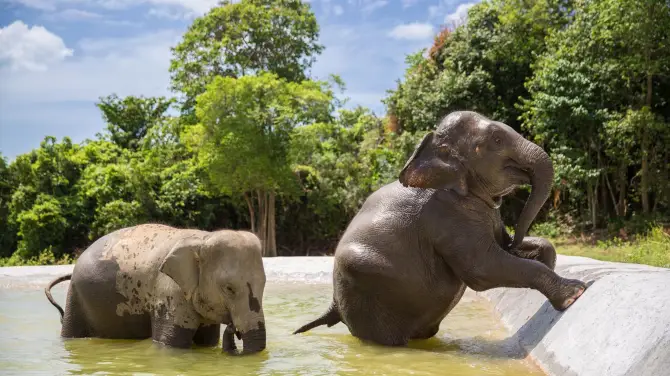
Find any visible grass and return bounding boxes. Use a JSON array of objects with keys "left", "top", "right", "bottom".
[
  {"left": 548, "top": 226, "right": 670, "bottom": 268},
  {"left": 0, "top": 248, "right": 74, "bottom": 267}
]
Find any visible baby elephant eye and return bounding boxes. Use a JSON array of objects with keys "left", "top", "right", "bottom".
[
  {"left": 494, "top": 136, "right": 502, "bottom": 145},
  {"left": 225, "top": 286, "right": 236, "bottom": 295}
]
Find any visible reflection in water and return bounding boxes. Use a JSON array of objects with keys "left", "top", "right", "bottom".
[{"left": 0, "top": 281, "right": 544, "bottom": 375}]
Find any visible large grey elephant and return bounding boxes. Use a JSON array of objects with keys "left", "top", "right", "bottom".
[
  {"left": 45, "top": 224, "right": 266, "bottom": 355},
  {"left": 294, "top": 111, "right": 587, "bottom": 346}
]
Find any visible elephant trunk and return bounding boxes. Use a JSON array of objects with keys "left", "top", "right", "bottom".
[
  {"left": 223, "top": 319, "right": 266, "bottom": 355},
  {"left": 241, "top": 322, "right": 266, "bottom": 354},
  {"left": 510, "top": 138, "right": 554, "bottom": 250}
]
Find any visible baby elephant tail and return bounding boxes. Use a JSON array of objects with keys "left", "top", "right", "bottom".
[
  {"left": 293, "top": 300, "right": 341, "bottom": 334},
  {"left": 45, "top": 274, "right": 72, "bottom": 323}
]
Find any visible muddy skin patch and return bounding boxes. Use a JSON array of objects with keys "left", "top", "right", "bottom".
[{"left": 247, "top": 282, "right": 261, "bottom": 313}]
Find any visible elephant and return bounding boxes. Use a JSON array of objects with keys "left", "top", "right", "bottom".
[
  {"left": 294, "top": 111, "right": 587, "bottom": 346},
  {"left": 45, "top": 223, "right": 267, "bottom": 355}
]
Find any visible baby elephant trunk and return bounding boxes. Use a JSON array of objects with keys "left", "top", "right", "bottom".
[
  {"left": 241, "top": 322, "right": 266, "bottom": 354},
  {"left": 223, "top": 320, "right": 266, "bottom": 355}
]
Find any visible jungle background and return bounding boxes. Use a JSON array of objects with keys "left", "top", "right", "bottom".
[{"left": 1, "top": 0, "right": 669, "bottom": 267}]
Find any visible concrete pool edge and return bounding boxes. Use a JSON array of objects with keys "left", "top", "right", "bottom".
[
  {"left": 476, "top": 254, "right": 670, "bottom": 376},
  {"left": 2, "top": 255, "right": 669, "bottom": 376}
]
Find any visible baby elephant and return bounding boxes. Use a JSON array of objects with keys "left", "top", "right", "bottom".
[{"left": 45, "top": 224, "right": 266, "bottom": 355}]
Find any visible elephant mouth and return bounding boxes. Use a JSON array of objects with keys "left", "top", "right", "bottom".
[{"left": 504, "top": 160, "right": 531, "bottom": 185}]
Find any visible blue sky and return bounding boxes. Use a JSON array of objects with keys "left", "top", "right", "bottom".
[{"left": 0, "top": 0, "right": 477, "bottom": 161}]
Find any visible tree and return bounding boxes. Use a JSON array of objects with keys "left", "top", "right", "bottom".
[
  {"left": 521, "top": 0, "right": 670, "bottom": 226},
  {"left": 0, "top": 154, "right": 15, "bottom": 257},
  {"left": 384, "top": 0, "right": 575, "bottom": 135},
  {"left": 97, "top": 94, "right": 175, "bottom": 151},
  {"left": 169, "top": 0, "right": 323, "bottom": 116},
  {"left": 186, "top": 72, "right": 334, "bottom": 256}
]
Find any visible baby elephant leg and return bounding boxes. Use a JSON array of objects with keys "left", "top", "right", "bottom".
[
  {"left": 151, "top": 299, "right": 201, "bottom": 349},
  {"left": 509, "top": 236, "right": 557, "bottom": 270}
]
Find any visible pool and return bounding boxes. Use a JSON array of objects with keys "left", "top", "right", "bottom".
[{"left": 0, "top": 262, "right": 544, "bottom": 375}]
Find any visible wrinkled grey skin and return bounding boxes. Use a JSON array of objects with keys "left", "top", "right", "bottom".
[
  {"left": 294, "top": 111, "right": 587, "bottom": 346},
  {"left": 45, "top": 224, "right": 266, "bottom": 355}
]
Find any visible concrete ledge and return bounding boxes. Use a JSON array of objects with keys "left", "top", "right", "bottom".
[
  {"left": 0, "top": 256, "right": 335, "bottom": 289},
  {"left": 2, "top": 255, "right": 668, "bottom": 376},
  {"left": 478, "top": 254, "right": 670, "bottom": 376}
]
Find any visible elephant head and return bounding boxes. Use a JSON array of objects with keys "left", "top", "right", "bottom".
[
  {"left": 399, "top": 111, "right": 554, "bottom": 249},
  {"left": 159, "top": 231, "right": 266, "bottom": 355}
]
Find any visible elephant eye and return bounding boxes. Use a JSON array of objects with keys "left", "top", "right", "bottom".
[
  {"left": 225, "top": 286, "right": 236, "bottom": 295},
  {"left": 494, "top": 136, "right": 502, "bottom": 145}
]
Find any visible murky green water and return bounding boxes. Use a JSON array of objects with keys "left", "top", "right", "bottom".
[{"left": 0, "top": 281, "right": 544, "bottom": 375}]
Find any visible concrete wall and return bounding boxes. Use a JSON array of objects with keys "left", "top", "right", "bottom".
[
  {"left": 478, "top": 255, "right": 670, "bottom": 376},
  {"left": 3, "top": 254, "right": 668, "bottom": 376}
]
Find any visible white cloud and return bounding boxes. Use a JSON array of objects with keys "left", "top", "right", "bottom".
[
  {"left": 445, "top": 2, "right": 476, "bottom": 26},
  {"left": 8, "top": 0, "right": 57, "bottom": 11},
  {"left": 333, "top": 5, "right": 344, "bottom": 15},
  {"left": 355, "top": 0, "right": 388, "bottom": 14},
  {"left": 402, "top": 0, "right": 420, "bottom": 8},
  {"left": 0, "top": 21, "right": 74, "bottom": 71},
  {"left": 44, "top": 9, "right": 104, "bottom": 21},
  {"left": 429, "top": 1, "right": 480, "bottom": 25},
  {"left": 148, "top": 7, "right": 189, "bottom": 20},
  {"left": 12, "top": 0, "right": 221, "bottom": 17},
  {"left": 388, "top": 22, "right": 434, "bottom": 40},
  {"left": 0, "top": 29, "right": 181, "bottom": 102}
]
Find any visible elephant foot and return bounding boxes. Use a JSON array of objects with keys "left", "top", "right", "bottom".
[{"left": 550, "top": 279, "right": 587, "bottom": 311}]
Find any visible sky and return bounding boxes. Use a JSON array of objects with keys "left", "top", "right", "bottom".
[{"left": 0, "top": 0, "right": 478, "bottom": 161}]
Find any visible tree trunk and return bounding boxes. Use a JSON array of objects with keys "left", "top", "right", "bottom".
[
  {"left": 604, "top": 172, "right": 620, "bottom": 217},
  {"left": 266, "top": 192, "right": 277, "bottom": 257},
  {"left": 257, "top": 190, "right": 267, "bottom": 255},
  {"left": 244, "top": 192, "right": 255, "bottom": 234},
  {"left": 641, "top": 73, "right": 652, "bottom": 214},
  {"left": 587, "top": 180, "right": 597, "bottom": 231},
  {"left": 592, "top": 179, "right": 599, "bottom": 230},
  {"left": 618, "top": 163, "right": 627, "bottom": 217}
]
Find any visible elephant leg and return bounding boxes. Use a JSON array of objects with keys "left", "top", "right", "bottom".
[
  {"left": 150, "top": 297, "right": 201, "bottom": 349},
  {"left": 508, "top": 236, "right": 557, "bottom": 270},
  {"left": 447, "top": 242, "right": 586, "bottom": 311},
  {"left": 61, "top": 286, "right": 90, "bottom": 338},
  {"left": 410, "top": 325, "right": 440, "bottom": 340},
  {"left": 193, "top": 324, "right": 221, "bottom": 347},
  {"left": 336, "top": 276, "right": 410, "bottom": 347},
  {"left": 151, "top": 317, "right": 197, "bottom": 349}
]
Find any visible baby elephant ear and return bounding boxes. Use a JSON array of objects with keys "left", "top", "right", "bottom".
[
  {"left": 398, "top": 131, "right": 468, "bottom": 196},
  {"left": 159, "top": 237, "right": 202, "bottom": 301}
]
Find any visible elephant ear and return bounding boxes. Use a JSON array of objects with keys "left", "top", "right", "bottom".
[
  {"left": 398, "top": 131, "right": 468, "bottom": 196},
  {"left": 159, "top": 237, "right": 202, "bottom": 301}
]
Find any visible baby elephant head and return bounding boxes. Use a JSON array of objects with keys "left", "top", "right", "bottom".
[
  {"left": 399, "top": 111, "right": 554, "bottom": 249},
  {"left": 159, "top": 231, "right": 266, "bottom": 355}
]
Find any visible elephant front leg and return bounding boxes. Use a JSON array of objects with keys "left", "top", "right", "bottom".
[
  {"left": 150, "top": 301, "right": 201, "bottom": 349},
  {"left": 508, "top": 236, "right": 557, "bottom": 270},
  {"left": 501, "top": 227, "right": 556, "bottom": 270},
  {"left": 445, "top": 240, "right": 586, "bottom": 311}
]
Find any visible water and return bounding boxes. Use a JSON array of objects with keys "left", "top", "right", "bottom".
[{"left": 0, "top": 278, "right": 544, "bottom": 375}]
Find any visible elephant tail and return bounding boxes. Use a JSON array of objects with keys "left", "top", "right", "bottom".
[
  {"left": 45, "top": 273, "right": 71, "bottom": 322},
  {"left": 293, "top": 300, "right": 341, "bottom": 335}
]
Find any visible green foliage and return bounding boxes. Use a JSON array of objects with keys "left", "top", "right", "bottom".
[
  {"left": 189, "top": 72, "right": 334, "bottom": 196},
  {"left": 169, "top": 0, "right": 323, "bottom": 115},
  {"left": 97, "top": 94, "right": 175, "bottom": 151},
  {"left": 0, "top": 248, "right": 73, "bottom": 267},
  {"left": 91, "top": 200, "right": 146, "bottom": 240},
  {"left": 15, "top": 194, "right": 68, "bottom": 259},
  {"left": 558, "top": 225, "right": 670, "bottom": 268}
]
